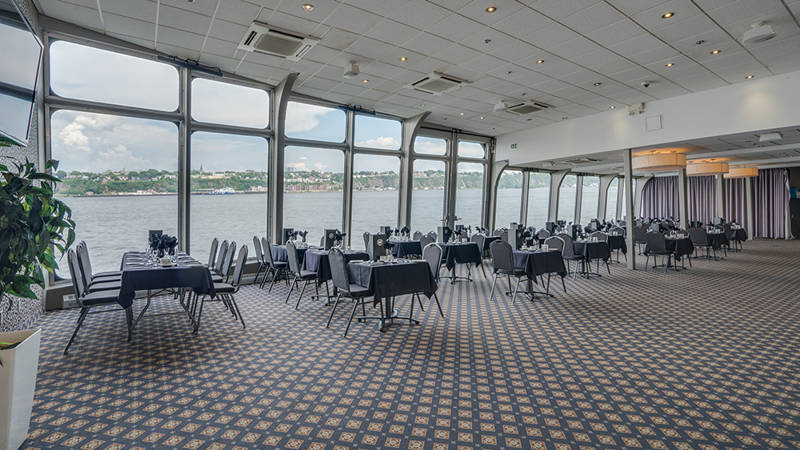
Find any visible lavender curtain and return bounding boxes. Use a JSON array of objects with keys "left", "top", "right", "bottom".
[
  {"left": 753, "top": 168, "right": 789, "bottom": 239},
  {"left": 724, "top": 178, "right": 747, "bottom": 224},
  {"left": 687, "top": 176, "right": 716, "bottom": 224},
  {"left": 641, "top": 176, "right": 679, "bottom": 220}
]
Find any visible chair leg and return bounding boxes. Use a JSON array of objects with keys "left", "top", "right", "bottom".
[
  {"left": 433, "top": 292, "right": 444, "bottom": 318},
  {"left": 230, "top": 295, "right": 246, "bottom": 329},
  {"left": 125, "top": 306, "right": 133, "bottom": 342},
  {"left": 345, "top": 300, "right": 360, "bottom": 336},
  {"left": 605, "top": 261, "right": 611, "bottom": 275},
  {"left": 64, "top": 307, "right": 88, "bottom": 355},
  {"left": 326, "top": 294, "right": 342, "bottom": 328},
  {"left": 194, "top": 296, "right": 206, "bottom": 333},
  {"left": 416, "top": 292, "right": 425, "bottom": 312},
  {"left": 260, "top": 266, "right": 271, "bottom": 289},
  {"left": 512, "top": 277, "right": 521, "bottom": 304},
  {"left": 489, "top": 273, "right": 498, "bottom": 301},
  {"left": 409, "top": 293, "right": 415, "bottom": 322},
  {"left": 285, "top": 277, "right": 296, "bottom": 304},
  {"left": 295, "top": 280, "right": 309, "bottom": 309}
]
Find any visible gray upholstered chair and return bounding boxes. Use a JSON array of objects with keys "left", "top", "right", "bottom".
[
  {"left": 488, "top": 240, "right": 527, "bottom": 304},
  {"left": 326, "top": 248, "right": 371, "bottom": 336}
]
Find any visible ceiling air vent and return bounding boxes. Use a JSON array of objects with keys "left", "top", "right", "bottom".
[
  {"left": 406, "top": 72, "right": 468, "bottom": 95},
  {"left": 494, "top": 100, "right": 551, "bottom": 115},
  {"left": 239, "top": 22, "right": 319, "bottom": 61}
]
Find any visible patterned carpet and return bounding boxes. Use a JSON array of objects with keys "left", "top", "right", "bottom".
[{"left": 24, "top": 239, "right": 800, "bottom": 449}]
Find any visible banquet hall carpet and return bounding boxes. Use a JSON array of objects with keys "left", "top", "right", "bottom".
[{"left": 23, "top": 239, "right": 800, "bottom": 449}]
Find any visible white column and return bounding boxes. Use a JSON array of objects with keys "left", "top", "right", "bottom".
[
  {"left": 547, "top": 170, "right": 569, "bottom": 222},
  {"left": 624, "top": 150, "right": 635, "bottom": 270},
  {"left": 678, "top": 168, "right": 689, "bottom": 230},
  {"left": 715, "top": 174, "right": 725, "bottom": 221}
]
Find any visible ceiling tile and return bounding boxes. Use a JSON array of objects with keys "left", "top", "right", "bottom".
[{"left": 325, "top": 3, "right": 383, "bottom": 34}]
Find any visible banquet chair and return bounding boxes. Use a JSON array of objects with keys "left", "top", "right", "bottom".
[
  {"left": 489, "top": 240, "right": 527, "bottom": 304},
  {"left": 544, "top": 235, "right": 564, "bottom": 253},
  {"left": 76, "top": 242, "right": 121, "bottom": 293},
  {"left": 285, "top": 241, "right": 318, "bottom": 309},
  {"left": 471, "top": 234, "right": 487, "bottom": 259},
  {"left": 326, "top": 248, "right": 372, "bottom": 336},
  {"left": 65, "top": 249, "right": 133, "bottom": 355},
  {"left": 413, "top": 231, "right": 423, "bottom": 240},
  {"left": 212, "top": 240, "right": 229, "bottom": 283},
  {"left": 689, "top": 227, "right": 714, "bottom": 259},
  {"left": 362, "top": 232, "right": 370, "bottom": 250},
  {"left": 261, "top": 237, "right": 288, "bottom": 291},
  {"left": 206, "top": 238, "right": 218, "bottom": 270},
  {"left": 77, "top": 241, "right": 121, "bottom": 281},
  {"left": 252, "top": 236, "right": 267, "bottom": 285},
  {"left": 633, "top": 226, "right": 648, "bottom": 255},
  {"left": 558, "top": 234, "right": 584, "bottom": 280},
  {"left": 415, "top": 243, "right": 445, "bottom": 317},
  {"left": 419, "top": 234, "right": 435, "bottom": 249},
  {"left": 644, "top": 232, "right": 672, "bottom": 272},
  {"left": 221, "top": 241, "right": 237, "bottom": 283},
  {"left": 589, "top": 231, "right": 608, "bottom": 242},
  {"left": 194, "top": 244, "right": 247, "bottom": 332}
]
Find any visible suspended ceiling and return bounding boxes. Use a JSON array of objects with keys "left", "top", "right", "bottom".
[{"left": 32, "top": 0, "right": 800, "bottom": 136}]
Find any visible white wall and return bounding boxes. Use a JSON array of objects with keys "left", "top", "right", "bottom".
[{"left": 496, "top": 70, "right": 800, "bottom": 165}]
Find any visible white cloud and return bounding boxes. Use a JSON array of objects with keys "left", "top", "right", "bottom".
[
  {"left": 284, "top": 102, "right": 331, "bottom": 133},
  {"left": 356, "top": 136, "right": 400, "bottom": 150},
  {"left": 288, "top": 162, "right": 308, "bottom": 171},
  {"left": 415, "top": 139, "right": 446, "bottom": 155},
  {"left": 313, "top": 162, "right": 326, "bottom": 170},
  {"left": 59, "top": 120, "right": 90, "bottom": 151}
]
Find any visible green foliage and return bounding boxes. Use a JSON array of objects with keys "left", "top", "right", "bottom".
[{"left": 0, "top": 159, "right": 76, "bottom": 307}]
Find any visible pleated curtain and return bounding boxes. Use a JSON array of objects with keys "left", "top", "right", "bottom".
[
  {"left": 752, "top": 168, "right": 789, "bottom": 239},
  {"left": 687, "top": 176, "right": 716, "bottom": 224},
  {"left": 724, "top": 178, "right": 747, "bottom": 225},
  {"left": 641, "top": 176, "right": 679, "bottom": 220}
]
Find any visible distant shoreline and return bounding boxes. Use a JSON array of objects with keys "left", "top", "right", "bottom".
[{"left": 56, "top": 187, "right": 483, "bottom": 198}]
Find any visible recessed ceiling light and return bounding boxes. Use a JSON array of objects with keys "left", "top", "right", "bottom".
[
  {"left": 609, "top": 105, "right": 615, "bottom": 110},
  {"left": 419, "top": 103, "right": 425, "bottom": 108},
  {"left": 710, "top": 49, "right": 721, "bottom": 55},
  {"left": 302, "top": 3, "right": 314, "bottom": 11},
  {"left": 486, "top": 6, "right": 497, "bottom": 13},
  {"left": 661, "top": 11, "right": 674, "bottom": 19},
  {"left": 536, "top": 59, "right": 544, "bottom": 64},
  {"left": 745, "top": 74, "right": 754, "bottom": 79},
  {"left": 459, "top": 112, "right": 465, "bottom": 116},
  {"left": 362, "top": 79, "right": 369, "bottom": 83},
  {"left": 593, "top": 82, "right": 602, "bottom": 86},
  {"left": 479, "top": 116, "right": 485, "bottom": 120},
  {"left": 665, "top": 62, "right": 674, "bottom": 67},
  {"left": 399, "top": 56, "right": 408, "bottom": 62}
]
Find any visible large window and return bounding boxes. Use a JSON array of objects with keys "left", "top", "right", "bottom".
[
  {"left": 283, "top": 146, "right": 344, "bottom": 243},
  {"left": 352, "top": 154, "right": 400, "bottom": 247},
  {"left": 190, "top": 133, "right": 268, "bottom": 263},
  {"left": 50, "top": 40, "right": 178, "bottom": 111},
  {"left": 285, "top": 101, "right": 345, "bottom": 142},
  {"left": 558, "top": 174, "right": 577, "bottom": 223},
  {"left": 458, "top": 140, "right": 485, "bottom": 158},
  {"left": 580, "top": 176, "right": 599, "bottom": 225},
  {"left": 455, "top": 162, "right": 485, "bottom": 228},
  {"left": 411, "top": 158, "right": 446, "bottom": 233},
  {"left": 606, "top": 178, "right": 619, "bottom": 220},
  {"left": 191, "top": 78, "right": 269, "bottom": 129},
  {"left": 527, "top": 173, "right": 550, "bottom": 229},
  {"left": 354, "top": 115, "right": 401, "bottom": 150},
  {"left": 494, "top": 170, "right": 523, "bottom": 228},
  {"left": 413, "top": 136, "right": 447, "bottom": 156},
  {"left": 51, "top": 110, "right": 178, "bottom": 274}
]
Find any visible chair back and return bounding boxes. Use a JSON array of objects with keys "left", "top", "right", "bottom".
[
  {"left": 215, "top": 240, "right": 229, "bottom": 274},
  {"left": 537, "top": 229, "right": 551, "bottom": 240},
  {"left": 67, "top": 249, "right": 87, "bottom": 300},
  {"left": 413, "top": 231, "right": 422, "bottom": 240},
  {"left": 262, "top": 237, "right": 276, "bottom": 267},
  {"left": 589, "top": 231, "right": 608, "bottom": 242},
  {"left": 362, "top": 232, "right": 370, "bottom": 250},
  {"left": 559, "top": 234, "right": 576, "bottom": 258},
  {"left": 645, "top": 232, "right": 667, "bottom": 253},
  {"left": 633, "top": 226, "right": 647, "bottom": 244},
  {"left": 543, "top": 236, "right": 564, "bottom": 253},
  {"left": 327, "top": 247, "right": 351, "bottom": 292},
  {"left": 285, "top": 241, "right": 302, "bottom": 276},
  {"left": 207, "top": 238, "right": 218, "bottom": 268},
  {"left": 689, "top": 227, "right": 707, "bottom": 246},
  {"left": 253, "top": 236, "right": 264, "bottom": 264},
  {"left": 222, "top": 240, "right": 237, "bottom": 281},
  {"left": 472, "top": 234, "right": 486, "bottom": 254},
  {"left": 75, "top": 242, "right": 94, "bottom": 288},
  {"left": 230, "top": 245, "right": 248, "bottom": 287},
  {"left": 423, "top": 243, "right": 443, "bottom": 282},
  {"left": 499, "top": 230, "right": 509, "bottom": 243},
  {"left": 610, "top": 226, "right": 625, "bottom": 237},
  {"left": 489, "top": 240, "right": 515, "bottom": 273},
  {"left": 419, "top": 234, "right": 434, "bottom": 249}
]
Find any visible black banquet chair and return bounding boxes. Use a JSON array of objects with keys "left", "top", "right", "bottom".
[
  {"left": 689, "top": 227, "right": 714, "bottom": 260},
  {"left": 326, "top": 247, "right": 372, "bottom": 336},
  {"left": 558, "top": 234, "right": 584, "bottom": 280},
  {"left": 488, "top": 240, "right": 527, "bottom": 304},
  {"left": 416, "top": 243, "right": 444, "bottom": 317},
  {"left": 644, "top": 232, "right": 672, "bottom": 272},
  {"left": 206, "top": 238, "right": 218, "bottom": 271},
  {"left": 253, "top": 236, "right": 267, "bottom": 285},
  {"left": 285, "top": 241, "right": 319, "bottom": 309},
  {"left": 76, "top": 242, "right": 121, "bottom": 293},
  {"left": 194, "top": 244, "right": 247, "bottom": 332},
  {"left": 64, "top": 249, "right": 132, "bottom": 355},
  {"left": 261, "top": 237, "right": 288, "bottom": 291},
  {"left": 211, "top": 240, "right": 229, "bottom": 283}
]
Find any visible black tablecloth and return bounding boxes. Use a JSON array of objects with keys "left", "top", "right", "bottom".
[
  {"left": 513, "top": 250, "right": 567, "bottom": 279},
  {"left": 348, "top": 261, "right": 436, "bottom": 304},
  {"left": 440, "top": 242, "right": 482, "bottom": 270},
  {"left": 304, "top": 249, "right": 369, "bottom": 283},
  {"left": 572, "top": 241, "right": 611, "bottom": 262},
  {"left": 271, "top": 245, "right": 310, "bottom": 262},
  {"left": 606, "top": 235, "right": 627, "bottom": 254},
  {"left": 118, "top": 252, "right": 214, "bottom": 309},
  {"left": 389, "top": 240, "right": 423, "bottom": 258},
  {"left": 729, "top": 228, "right": 747, "bottom": 242},
  {"left": 707, "top": 232, "right": 729, "bottom": 249},
  {"left": 665, "top": 238, "right": 694, "bottom": 259}
]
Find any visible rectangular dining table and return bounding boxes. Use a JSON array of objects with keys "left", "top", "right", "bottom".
[
  {"left": 512, "top": 249, "right": 567, "bottom": 296},
  {"left": 118, "top": 252, "right": 215, "bottom": 331},
  {"left": 348, "top": 260, "right": 436, "bottom": 331}
]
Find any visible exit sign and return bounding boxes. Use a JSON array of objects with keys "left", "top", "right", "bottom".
[{"left": 510, "top": 143, "right": 518, "bottom": 150}]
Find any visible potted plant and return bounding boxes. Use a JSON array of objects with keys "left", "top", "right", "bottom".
[{"left": 0, "top": 155, "right": 75, "bottom": 450}]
